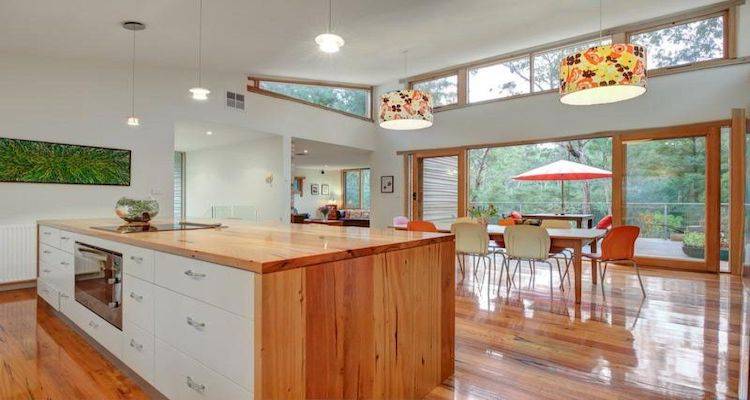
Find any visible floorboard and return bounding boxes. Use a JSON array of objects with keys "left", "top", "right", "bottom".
[{"left": 0, "top": 258, "right": 747, "bottom": 399}]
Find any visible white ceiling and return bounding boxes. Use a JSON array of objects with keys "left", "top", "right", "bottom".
[
  {"left": 0, "top": 0, "right": 722, "bottom": 85},
  {"left": 174, "top": 120, "right": 276, "bottom": 151},
  {"left": 292, "top": 138, "right": 371, "bottom": 170}
]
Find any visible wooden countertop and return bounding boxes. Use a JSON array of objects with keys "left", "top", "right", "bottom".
[{"left": 37, "top": 219, "right": 453, "bottom": 274}]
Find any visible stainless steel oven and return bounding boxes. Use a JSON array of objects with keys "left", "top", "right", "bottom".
[{"left": 74, "top": 242, "right": 123, "bottom": 330}]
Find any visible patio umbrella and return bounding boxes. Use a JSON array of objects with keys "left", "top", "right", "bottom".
[{"left": 513, "top": 159, "right": 612, "bottom": 214}]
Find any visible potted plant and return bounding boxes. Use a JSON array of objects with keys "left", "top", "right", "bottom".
[
  {"left": 318, "top": 205, "right": 330, "bottom": 220},
  {"left": 468, "top": 204, "right": 498, "bottom": 226},
  {"left": 682, "top": 231, "right": 730, "bottom": 261}
]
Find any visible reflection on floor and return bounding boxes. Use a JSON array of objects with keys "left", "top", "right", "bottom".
[
  {"left": 0, "top": 261, "right": 747, "bottom": 400},
  {"left": 0, "top": 289, "right": 153, "bottom": 399},
  {"left": 427, "top": 259, "right": 749, "bottom": 400}
]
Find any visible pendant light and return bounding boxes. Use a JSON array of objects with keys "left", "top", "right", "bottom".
[
  {"left": 559, "top": 0, "right": 647, "bottom": 105},
  {"left": 123, "top": 21, "right": 145, "bottom": 127},
  {"left": 189, "top": 0, "right": 210, "bottom": 100},
  {"left": 315, "top": 0, "right": 344, "bottom": 53},
  {"left": 379, "top": 51, "right": 433, "bottom": 131}
]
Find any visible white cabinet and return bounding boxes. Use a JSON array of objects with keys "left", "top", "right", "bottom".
[
  {"left": 154, "top": 252, "right": 254, "bottom": 318},
  {"left": 154, "top": 338, "right": 251, "bottom": 400},
  {"left": 123, "top": 274, "right": 155, "bottom": 334},
  {"left": 154, "top": 285, "right": 254, "bottom": 391},
  {"left": 39, "top": 226, "right": 60, "bottom": 247},
  {"left": 124, "top": 246, "right": 155, "bottom": 282},
  {"left": 122, "top": 321, "right": 155, "bottom": 383},
  {"left": 37, "top": 279, "right": 59, "bottom": 310}
]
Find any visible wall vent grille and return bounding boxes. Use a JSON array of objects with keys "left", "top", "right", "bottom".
[{"left": 226, "top": 91, "right": 245, "bottom": 110}]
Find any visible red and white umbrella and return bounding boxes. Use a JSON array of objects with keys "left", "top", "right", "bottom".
[{"left": 513, "top": 160, "right": 612, "bottom": 213}]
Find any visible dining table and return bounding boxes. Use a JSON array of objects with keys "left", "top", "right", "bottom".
[
  {"left": 521, "top": 213, "right": 595, "bottom": 228},
  {"left": 393, "top": 223, "right": 607, "bottom": 305}
]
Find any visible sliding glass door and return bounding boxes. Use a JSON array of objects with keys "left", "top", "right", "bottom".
[
  {"left": 411, "top": 151, "right": 466, "bottom": 224},
  {"left": 617, "top": 126, "right": 721, "bottom": 272}
]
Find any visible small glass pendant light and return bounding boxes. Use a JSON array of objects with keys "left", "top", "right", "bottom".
[
  {"left": 315, "top": 0, "right": 345, "bottom": 53},
  {"left": 123, "top": 21, "right": 145, "bottom": 127},
  {"left": 190, "top": 0, "right": 210, "bottom": 100}
]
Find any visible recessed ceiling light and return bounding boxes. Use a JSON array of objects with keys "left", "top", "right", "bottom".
[
  {"left": 303, "top": 149, "right": 309, "bottom": 153},
  {"left": 206, "top": 131, "right": 213, "bottom": 135}
]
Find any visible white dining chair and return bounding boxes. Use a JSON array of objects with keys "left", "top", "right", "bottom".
[
  {"left": 504, "top": 225, "right": 560, "bottom": 294},
  {"left": 540, "top": 219, "right": 574, "bottom": 287},
  {"left": 452, "top": 222, "right": 506, "bottom": 280}
]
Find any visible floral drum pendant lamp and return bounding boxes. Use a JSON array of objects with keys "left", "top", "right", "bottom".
[
  {"left": 379, "top": 89, "right": 433, "bottom": 130},
  {"left": 559, "top": 44, "right": 647, "bottom": 105}
]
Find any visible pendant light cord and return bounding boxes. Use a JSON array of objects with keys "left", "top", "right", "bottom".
[
  {"left": 197, "top": 0, "right": 203, "bottom": 86},
  {"left": 598, "top": 0, "right": 603, "bottom": 42},
  {"left": 131, "top": 29, "right": 136, "bottom": 116},
  {"left": 328, "top": 0, "right": 333, "bottom": 33}
]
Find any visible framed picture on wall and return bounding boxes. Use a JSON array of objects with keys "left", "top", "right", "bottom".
[
  {"left": 381, "top": 175, "right": 394, "bottom": 193},
  {"left": 311, "top": 184, "right": 319, "bottom": 195},
  {"left": 321, "top": 184, "right": 329, "bottom": 195}
]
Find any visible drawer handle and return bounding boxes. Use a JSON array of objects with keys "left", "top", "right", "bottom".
[
  {"left": 184, "top": 270, "right": 206, "bottom": 279},
  {"left": 60, "top": 261, "right": 70, "bottom": 266},
  {"left": 186, "top": 376, "right": 206, "bottom": 393},
  {"left": 60, "top": 293, "right": 69, "bottom": 299},
  {"left": 129, "top": 292, "right": 143, "bottom": 302},
  {"left": 42, "top": 269, "right": 51, "bottom": 273},
  {"left": 42, "top": 231, "right": 52, "bottom": 236},
  {"left": 60, "top": 236, "right": 70, "bottom": 240},
  {"left": 129, "top": 255, "right": 144, "bottom": 263},
  {"left": 186, "top": 316, "right": 206, "bottom": 329},
  {"left": 129, "top": 339, "right": 143, "bottom": 351},
  {"left": 42, "top": 250, "right": 52, "bottom": 254},
  {"left": 40, "top": 288, "right": 49, "bottom": 294},
  {"left": 88, "top": 321, "right": 99, "bottom": 329}
]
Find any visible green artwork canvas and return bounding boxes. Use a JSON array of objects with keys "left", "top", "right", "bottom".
[{"left": 0, "top": 138, "right": 131, "bottom": 186}]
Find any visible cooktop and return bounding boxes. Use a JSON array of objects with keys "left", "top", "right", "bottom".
[{"left": 91, "top": 222, "right": 223, "bottom": 234}]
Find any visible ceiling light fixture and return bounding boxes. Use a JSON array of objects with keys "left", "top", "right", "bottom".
[
  {"left": 206, "top": 131, "right": 213, "bottom": 135},
  {"left": 315, "top": 0, "right": 344, "bottom": 53},
  {"left": 559, "top": 0, "right": 646, "bottom": 105},
  {"left": 379, "top": 50, "right": 433, "bottom": 130},
  {"left": 123, "top": 21, "right": 145, "bottom": 127},
  {"left": 189, "top": 0, "right": 210, "bottom": 100}
]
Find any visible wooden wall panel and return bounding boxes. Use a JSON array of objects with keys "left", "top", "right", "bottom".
[
  {"left": 730, "top": 108, "right": 747, "bottom": 275},
  {"left": 260, "top": 241, "right": 455, "bottom": 399}
]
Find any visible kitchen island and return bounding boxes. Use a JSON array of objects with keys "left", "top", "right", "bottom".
[{"left": 36, "top": 219, "right": 455, "bottom": 400}]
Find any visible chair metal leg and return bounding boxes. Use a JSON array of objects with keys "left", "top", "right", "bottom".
[{"left": 633, "top": 261, "right": 646, "bottom": 297}]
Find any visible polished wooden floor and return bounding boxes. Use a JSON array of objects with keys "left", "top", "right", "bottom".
[{"left": 0, "top": 260, "right": 748, "bottom": 399}]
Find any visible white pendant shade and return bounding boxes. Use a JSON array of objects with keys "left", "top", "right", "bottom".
[
  {"left": 189, "top": 87, "right": 210, "bottom": 100},
  {"left": 315, "top": 33, "right": 345, "bottom": 53},
  {"left": 379, "top": 89, "right": 433, "bottom": 131}
]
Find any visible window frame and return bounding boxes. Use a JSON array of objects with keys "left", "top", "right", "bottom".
[
  {"left": 342, "top": 167, "right": 371, "bottom": 210},
  {"left": 247, "top": 76, "right": 374, "bottom": 122},
  {"left": 409, "top": 70, "right": 463, "bottom": 110},
  {"left": 625, "top": 10, "right": 730, "bottom": 73},
  {"left": 405, "top": 3, "right": 740, "bottom": 114},
  {"left": 467, "top": 55, "right": 533, "bottom": 104}
]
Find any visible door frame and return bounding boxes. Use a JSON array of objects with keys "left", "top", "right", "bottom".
[
  {"left": 612, "top": 122, "right": 724, "bottom": 272},
  {"left": 409, "top": 149, "right": 467, "bottom": 221}
]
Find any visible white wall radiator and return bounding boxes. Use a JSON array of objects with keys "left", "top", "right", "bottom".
[{"left": 0, "top": 225, "right": 37, "bottom": 284}]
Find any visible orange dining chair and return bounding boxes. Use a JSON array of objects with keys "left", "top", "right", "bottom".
[
  {"left": 406, "top": 220, "right": 438, "bottom": 233},
  {"left": 583, "top": 226, "right": 645, "bottom": 297}
]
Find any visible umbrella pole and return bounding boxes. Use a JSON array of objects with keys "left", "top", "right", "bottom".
[{"left": 560, "top": 180, "right": 565, "bottom": 214}]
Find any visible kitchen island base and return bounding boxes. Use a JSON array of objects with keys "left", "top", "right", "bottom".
[{"left": 259, "top": 241, "right": 455, "bottom": 399}]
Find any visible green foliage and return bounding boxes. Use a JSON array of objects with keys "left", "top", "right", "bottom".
[
  {"left": 0, "top": 138, "right": 130, "bottom": 185},
  {"left": 630, "top": 16, "right": 724, "bottom": 70},
  {"left": 260, "top": 82, "right": 368, "bottom": 117},
  {"left": 468, "top": 204, "right": 498, "bottom": 219},
  {"left": 636, "top": 212, "right": 684, "bottom": 238},
  {"left": 683, "top": 231, "right": 705, "bottom": 248},
  {"left": 413, "top": 76, "right": 457, "bottom": 107}
]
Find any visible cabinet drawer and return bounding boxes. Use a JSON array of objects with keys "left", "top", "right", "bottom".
[
  {"left": 154, "top": 338, "right": 251, "bottom": 400},
  {"left": 154, "top": 252, "right": 254, "bottom": 318},
  {"left": 75, "top": 303, "right": 123, "bottom": 358},
  {"left": 39, "top": 243, "right": 59, "bottom": 265},
  {"left": 37, "top": 279, "right": 59, "bottom": 310},
  {"left": 39, "top": 226, "right": 59, "bottom": 248},
  {"left": 154, "top": 286, "right": 253, "bottom": 391},
  {"left": 122, "top": 322, "right": 155, "bottom": 384},
  {"left": 40, "top": 260, "right": 73, "bottom": 298},
  {"left": 58, "top": 231, "right": 76, "bottom": 254},
  {"left": 123, "top": 274, "right": 155, "bottom": 334},
  {"left": 124, "top": 246, "right": 155, "bottom": 282}
]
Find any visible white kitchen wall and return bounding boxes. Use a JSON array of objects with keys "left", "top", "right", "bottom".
[
  {"left": 0, "top": 54, "right": 374, "bottom": 226},
  {"left": 292, "top": 168, "right": 342, "bottom": 218},
  {"left": 185, "top": 136, "right": 287, "bottom": 222}
]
